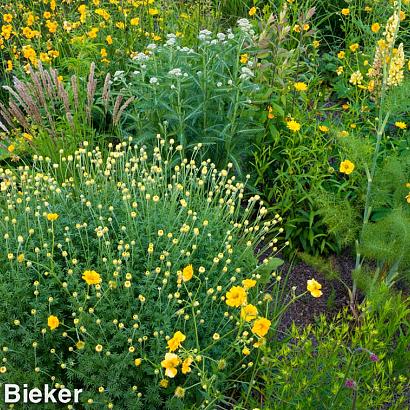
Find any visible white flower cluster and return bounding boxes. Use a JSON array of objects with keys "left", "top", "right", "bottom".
[{"left": 237, "top": 18, "right": 254, "bottom": 35}]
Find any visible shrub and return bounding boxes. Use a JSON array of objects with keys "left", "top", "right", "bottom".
[{"left": 0, "top": 138, "right": 295, "bottom": 409}]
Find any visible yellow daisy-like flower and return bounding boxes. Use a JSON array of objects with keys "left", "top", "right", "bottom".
[
  {"left": 181, "top": 356, "right": 193, "bottom": 374},
  {"left": 341, "top": 8, "right": 350, "bottom": 16},
  {"left": 371, "top": 23, "right": 381, "bottom": 33},
  {"left": 286, "top": 120, "right": 301, "bottom": 133},
  {"left": 134, "top": 358, "right": 142, "bottom": 366},
  {"left": 249, "top": 7, "right": 257, "bottom": 16},
  {"left": 47, "top": 315, "right": 60, "bottom": 330},
  {"left": 395, "top": 121, "right": 407, "bottom": 129},
  {"left": 95, "top": 344, "right": 103, "bottom": 352},
  {"left": 82, "top": 270, "right": 102, "bottom": 285},
  {"left": 47, "top": 213, "right": 59, "bottom": 221},
  {"left": 294, "top": 82, "right": 308, "bottom": 92},
  {"left": 307, "top": 278, "right": 322, "bottom": 298},
  {"left": 251, "top": 317, "right": 271, "bottom": 337},
  {"left": 240, "top": 304, "right": 258, "bottom": 322},
  {"left": 339, "top": 160, "right": 355, "bottom": 175},
  {"left": 242, "top": 279, "right": 256, "bottom": 289},
  {"left": 349, "top": 43, "right": 359, "bottom": 52},
  {"left": 181, "top": 265, "right": 193, "bottom": 282},
  {"left": 225, "top": 286, "right": 247, "bottom": 307},
  {"left": 174, "top": 386, "right": 185, "bottom": 398},
  {"left": 319, "top": 125, "right": 329, "bottom": 132},
  {"left": 167, "top": 331, "right": 186, "bottom": 352},
  {"left": 161, "top": 353, "right": 180, "bottom": 378}
]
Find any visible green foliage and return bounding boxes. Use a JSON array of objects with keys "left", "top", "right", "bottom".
[
  {"left": 113, "top": 26, "right": 263, "bottom": 175},
  {"left": 248, "top": 296, "right": 410, "bottom": 409},
  {"left": 0, "top": 140, "right": 289, "bottom": 409}
]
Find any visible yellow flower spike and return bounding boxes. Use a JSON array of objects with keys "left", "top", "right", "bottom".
[
  {"left": 339, "top": 160, "right": 355, "bottom": 175},
  {"left": 307, "top": 278, "right": 323, "bottom": 298},
  {"left": 48, "top": 315, "right": 60, "bottom": 330}
]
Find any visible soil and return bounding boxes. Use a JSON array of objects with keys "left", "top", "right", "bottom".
[{"left": 277, "top": 249, "right": 357, "bottom": 332}]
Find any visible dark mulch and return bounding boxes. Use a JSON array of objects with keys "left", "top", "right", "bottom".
[{"left": 277, "top": 249, "right": 357, "bottom": 334}]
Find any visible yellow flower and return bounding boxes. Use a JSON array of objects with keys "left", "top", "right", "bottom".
[
  {"left": 47, "top": 213, "right": 59, "bottom": 221},
  {"left": 174, "top": 386, "right": 185, "bottom": 398},
  {"left": 23, "top": 132, "right": 33, "bottom": 141},
  {"left": 47, "top": 315, "right": 60, "bottom": 330},
  {"left": 249, "top": 7, "right": 257, "bottom": 16},
  {"left": 161, "top": 353, "right": 180, "bottom": 378},
  {"left": 17, "top": 254, "right": 25, "bottom": 263},
  {"left": 181, "top": 265, "right": 193, "bottom": 282},
  {"left": 294, "top": 82, "right": 308, "bottom": 92},
  {"left": 319, "top": 125, "right": 329, "bottom": 132},
  {"left": 337, "top": 51, "right": 345, "bottom": 59},
  {"left": 6, "top": 60, "right": 13, "bottom": 72},
  {"left": 252, "top": 317, "right": 271, "bottom": 337},
  {"left": 148, "top": 8, "right": 159, "bottom": 16},
  {"left": 3, "top": 14, "right": 13, "bottom": 23},
  {"left": 400, "top": 11, "right": 406, "bottom": 21},
  {"left": 167, "top": 331, "right": 186, "bottom": 352},
  {"left": 341, "top": 8, "right": 350, "bottom": 16},
  {"left": 159, "top": 379, "right": 169, "bottom": 388},
  {"left": 349, "top": 43, "right": 359, "bottom": 52},
  {"left": 242, "top": 279, "right": 256, "bottom": 289},
  {"left": 307, "top": 278, "right": 322, "bottom": 297},
  {"left": 242, "top": 347, "right": 251, "bottom": 355},
  {"left": 82, "top": 270, "right": 102, "bottom": 285},
  {"left": 106, "top": 35, "right": 113, "bottom": 45},
  {"left": 313, "top": 40, "right": 320, "bottom": 48},
  {"left": 240, "top": 304, "right": 258, "bottom": 322},
  {"left": 371, "top": 23, "right": 381, "bottom": 33},
  {"left": 181, "top": 356, "right": 193, "bottom": 374},
  {"left": 95, "top": 344, "right": 103, "bottom": 352},
  {"left": 240, "top": 53, "right": 249, "bottom": 64},
  {"left": 406, "top": 193, "right": 410, "bottom": 203},
  {"left": 131, "top": 17, "right": 140, "bottom": 26},
  {"left": 339, "top": 160, "right": 355, "bottom": 175},
  {"left": 134, "top": 358, "right": 142, "bottom": 366},
  {"left": 7, "top": 145, "right": 15, "bottom": 153},
  {"left": 76, "top": 340, "right": 85, "bottom": 349},
  {"left": 286, "top": 120, "right": 301, "bottom": 133},
  {"left": 212, "top": 333, "right": 220, "bottom": 340},
  {"left": 225, "top": 286, "right": 247, "bottom": 307},
  {"left": 395, "top": 121, "right": 407, "bottom": 129}
]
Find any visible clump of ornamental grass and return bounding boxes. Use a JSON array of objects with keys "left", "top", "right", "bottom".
[
  {"left": 0, "top": 137, "right": 321, "bottom": 409},
  {"left": 0, "top": 62, "right": 133, "bottom": 161}
]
